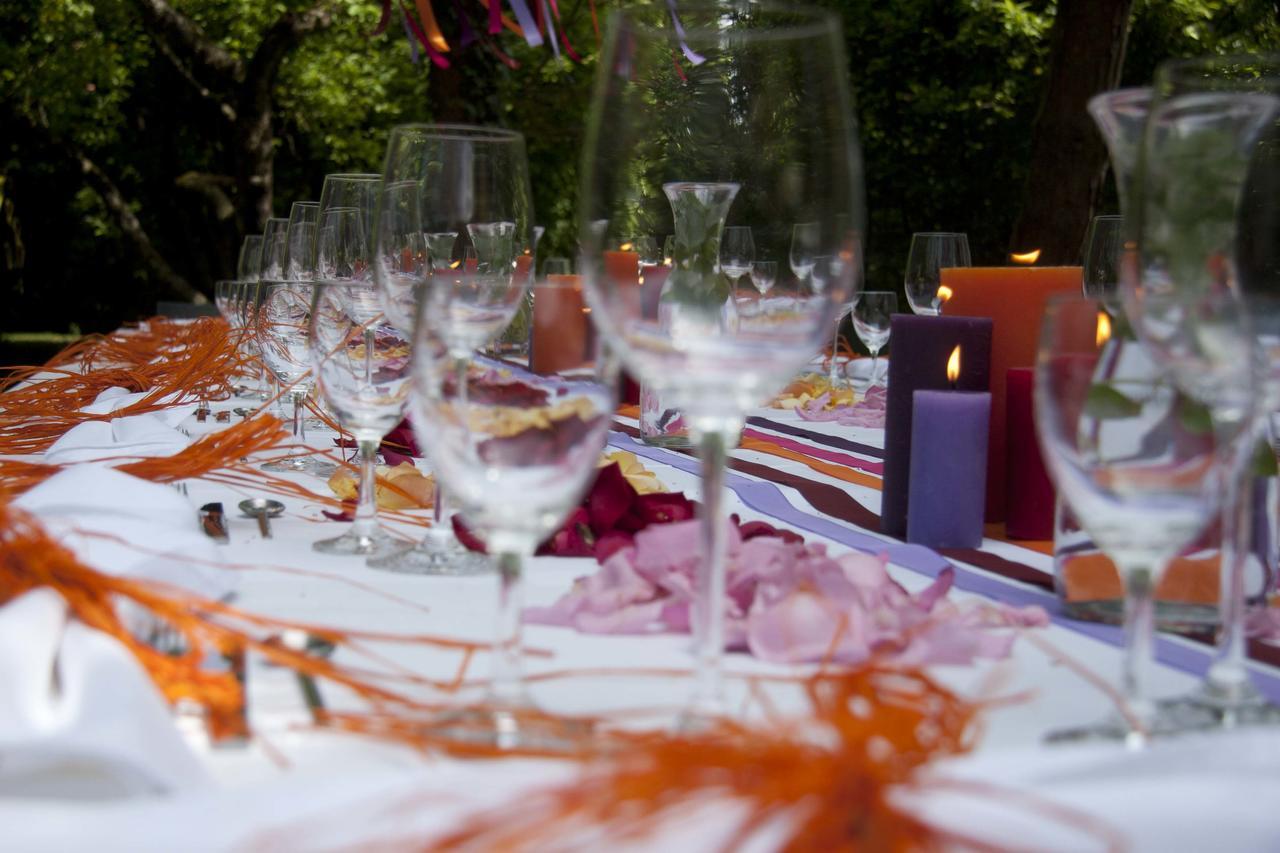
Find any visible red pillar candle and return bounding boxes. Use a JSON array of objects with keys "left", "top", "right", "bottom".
[
  {"left": 939, "top": 265, "right": 1081, "bottom": 524},
  {"left": 1004, "top": 367, "right": 1055, "bottom": 540},
  {"left": 906, "top": 373, "right": 991, "bottom": 549},
  {"left": 881, "top": 314, "right": 993, "bottom": 539},
  {"left": 530, "top": 274, "right": 588, "bottom": 375}
]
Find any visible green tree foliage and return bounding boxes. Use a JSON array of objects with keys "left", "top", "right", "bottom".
[{"left": 1, "top": 0, "right": 1275, "bottom": 338}]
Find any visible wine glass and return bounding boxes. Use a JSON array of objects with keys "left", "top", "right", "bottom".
[
  {"left": 285, "top": 201, "right": 319, "bottom": 281},
  {"left": 1081, "top": 214, "right": 1124, "bottom": 309},
  {"left": 720, "top": 225, "right": 755, "bottom": 293},
  {"left": 412, "top": 283, "right": 612, "bottom": 750},
  {"left": 309, "top": 277, "right": 413, "bottom": 557},
  {"left": 789, "top": 222, "right": 819, "bottom": 289},
  {"left": 1126, "top": 54, "right": 1280, "bottom": 727},
  {"left": 259, "top": 217, "right": 290, "bottom": 281},
  {"left": 851, "top": 290, "right": 896, "bottom": 388},
  {"left": 1035, "top": 296, "right": 1235, "bottom": 746},
  {"left": 237, "top": 235, "right": 263, "bottom": 283},
  {"left": 749, "top": 260, "right": 777, "bottom": 296},
  {"left": 579, "top": 4, "right": 863, "bottom": 722},
  {"left": 371, "top": 124, "right": 532, "bottom": 576},
  {"left": 904, "top": 231, "right": 970, "bottom": 315}
]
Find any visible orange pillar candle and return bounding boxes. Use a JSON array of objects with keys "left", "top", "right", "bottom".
[
  {"left": 939, "top": 264, "right": 1081, "bottom": 523},
  {"left": 530, "top": 275, "right": 588, "bottom": 375}
]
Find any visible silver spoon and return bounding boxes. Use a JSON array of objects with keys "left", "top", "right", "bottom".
[{"left": 238, "top": 498, "right": 284, "bottom": 538}]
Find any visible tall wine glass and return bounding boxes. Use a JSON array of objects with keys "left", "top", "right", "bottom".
[
  {"left": 371, "top": 124, "right": 530, "bottom": 576},
  {"left": 237, "top": 235, "right": 263, "bottom": 283},
  {"left": 904, "top": 231, "right": 970, "bottom": 315},
  {"left": 285, "top": 201, "right": 319, "bottom": 281},
  {"left": 259, "top": 217, "right": 290, "bottom": 281},
  {"left": 852, "top": 290, "right": 896, "bottom": 388},
  {"left": 720, "top": 226, "right": 755, "bottom": 293},
  {"left": 749, "top": 260, "right": 777, "bottom": 296},
  {"left": 1081, "top": 214, "right": 1125, "bottom": 309},
  {"left": 789, "top": 221, "right": 819, "bottom": 289},
  {"left": 1126, "top": 54, "right": 1280, "bottom": 726},
  {"left": 309, "top": 277, "right": 413, "bottom": 557},
  {"left": 579, "top": 4, "right": 863, "bottom": 722},
  {"left": 412, "top": 283, "right": 611, "bottom": 750},
  {"left": 1036, "top": 296, "right": 1236, "bottom": 746}
]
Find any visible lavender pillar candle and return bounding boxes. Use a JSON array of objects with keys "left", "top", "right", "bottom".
[
  {"left": 880, "top": 315, "right": 992, "bottom": 538},
  {"left": 906, "top": 389, "right": 991, "bottom": 548}
]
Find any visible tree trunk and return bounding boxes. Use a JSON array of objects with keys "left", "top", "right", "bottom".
[{"left": 1009, "top": 0, "right": 1134, "bottom": 263}]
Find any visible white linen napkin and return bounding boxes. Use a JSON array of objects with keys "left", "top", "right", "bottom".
[
  {"left": 13, "top": 467, "right": 236, "bottom": 601},
  {"left": 43, "top": 414, "right": 192, "bottom": 465},
  {"left": 81, "top": 386, "right": 197, "bottom": 426},
  {"left": 0, "top": 588, "right": 211, "bottom": 799}
]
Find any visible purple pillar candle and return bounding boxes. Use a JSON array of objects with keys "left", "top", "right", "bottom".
[
  {"left": 880, "top": 315, "right": 992, "bottom": 538},
  {"left": 906, "top": 389, "right": 991, "bottom": 548}
]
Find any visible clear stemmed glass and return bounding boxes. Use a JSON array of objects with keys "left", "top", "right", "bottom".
[
  {"left": 904, "top": 231, "right": 970, "bottom": 315},
  {"left": 720, "top": 225, "right": 755, "bottom": 294},
  {"left": 285, "top": 201, "right": 319, "bottom": 281},
  {"left": 789, "top": 222, "right": 820, "bottom": 290},
  {"left": 370, "top": 124, "right": 531, "bottom": 576},
  {"left": 412, "top": 281, "right": 613, "bottom": 749},
  {"left": 1126, "top": 54, "right": 1280, "bottom": 727},
  {"left": 257, "top": 213, "right": 333, "bottom": 476},
  {"left": 1035, "top": 296, "right": 1237, "bottom": 746},
  {"left": 579, "top": 4, "right": 863, "bottom": 723},
  {"left": 309, "top": 276, "right": 413, "bottom": 557},
  {"left": 851, "top": 290, "right": 896, "bottom": 388},
  {"left": 237, "top": 235, "right": 263, "bottom": 283},
  {"left": 749, "top": 260, "right": 777, "bottom": 296},
  {"left": 1081, "top": 214, "right": 1125, "bottom": 309}
]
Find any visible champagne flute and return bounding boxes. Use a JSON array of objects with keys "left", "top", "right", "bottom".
[
  {"left": 1035, "top": 296, "right": 1235, "bottom": 745},
  {"left": 285, "top": 201, "right": 319, "bottom": 281},
  {"left": 749, "top": 260, "right": 777, "bottom": 296},
  {"left": 904, "top": 231, "right": 970, "bottom": 315},
  {"left": 580, "top": 4, "right": 863, "bottom": 723},
  {"left": 851, "top": 290, "right": 896, "bottom": 388}
]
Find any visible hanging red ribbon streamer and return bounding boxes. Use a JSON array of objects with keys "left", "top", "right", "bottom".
[
  {"left": 373, "top": 0, "right": 394, "bottom": 36},
  {"left": 400, "top": 0, "right": 451, "bottom": 67}
]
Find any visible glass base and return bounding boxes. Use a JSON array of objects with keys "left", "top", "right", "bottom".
[
  {"left": 366, "top": 534, "right": 492, "bottom": 575},
  {"left": 1062, "top": 597, "right": 1219, "bottom": 634},
  {"left": 640, "top": 433, "right": 694, "bottom": 449},
  {"left": 427, "top": 701, "right": 593, "bottom": 753},
  {"left": 1167, "top": 679, "right": 1280, "bottom": 729},
  {"left": 313, "top": 526, "right": 411, "bottom": 557},
  {"left": 261, "top": 455, "right": 337, "bottom": 477},
  {"left": 1045, "top": 704, "right": 1215, "bottom": 748}
]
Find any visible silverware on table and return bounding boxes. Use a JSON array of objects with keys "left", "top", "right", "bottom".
[
  {"left": 281, "top": 629, "right": 330, "bottom": 724},
  {"left": 238, "top": 498, "right": 284, "bottom": 538},
  {"left": 199, "top": 502, "right": 230, "bottom": 543}
]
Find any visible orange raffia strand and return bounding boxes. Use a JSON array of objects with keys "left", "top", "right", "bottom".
[
  {"left": 0, "top": 318, "right": 250, "bottom": 455},
  {"left": 0, "top": 500, "right": 489, "bottom": 723},
  {"left": 429, "top": 667, "right": 979, "bottom": 850}
]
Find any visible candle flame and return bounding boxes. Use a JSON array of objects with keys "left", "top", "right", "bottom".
[
  {"left": 1096, "top": 311, "right": 1112, "bottom": 348},
  {"left": 946, "top": 345, "right": 961, "bottom": 383},
  {"left": 936, "top": 285, "right": 953, "bottom": 305},
  {"left": 1011, "top": 249, "right": 1041, "bottom": 265},
  {"left": 619, "top": 242, "right": 634, "bottom": 251},
  {"left": 449, "top": 260, "right": 461, "bottom": 270}
]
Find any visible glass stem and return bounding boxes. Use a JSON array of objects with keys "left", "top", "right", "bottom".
[
  {"left": 353, "top": 438, "right": 380, "bottom": 537},
  {"left": 1206, "top": 433, "right": 1256, "bottom": 702},
  {"left": 828, "top": 309, "right": 845, "bottom": 385},
  {"left": 426, "top": 480, "right": 452, "bottom": 547},
  {"left": 688, "top": 417, "right": 741, "bottom": 718},
  {"left": 363, "top": 326, "right": 375, "bottom": 387},
  {"left": 490, "top": 551, "right": 527, "bottom": 706},
  {"left": 1120, "top": 563, "right": 1157, "bottom": 745},
  {"left": 290, "top": 390, "right": 307, "bottom": 441}
]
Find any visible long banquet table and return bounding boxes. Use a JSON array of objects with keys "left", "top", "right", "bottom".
[{"left": 4, "top": 338, "right": 1280, "bottom": 851}]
